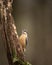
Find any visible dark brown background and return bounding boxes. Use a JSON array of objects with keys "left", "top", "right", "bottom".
[{"left": 0, "top": 0, "right": 52, "bottom": 65}]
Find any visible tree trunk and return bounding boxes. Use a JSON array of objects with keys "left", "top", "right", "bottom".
[{"left": 0, "top": 0, "right": 24, "bottom": 65}]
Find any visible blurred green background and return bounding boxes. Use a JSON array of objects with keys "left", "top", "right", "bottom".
[{"left": 0, "top": 0, "right": 52, "bottom": 65}]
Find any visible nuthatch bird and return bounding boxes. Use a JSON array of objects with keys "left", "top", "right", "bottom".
[{"left": 19, "top": 31, "right": 28, "bottom": 52}]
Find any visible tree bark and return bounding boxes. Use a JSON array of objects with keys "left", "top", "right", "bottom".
[{"left": 0, "top": 0, "right": 24, "bottom": 65}]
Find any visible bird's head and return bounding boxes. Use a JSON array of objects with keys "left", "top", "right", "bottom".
[{"left": 22, "top": 30, "right": 28, "bottom": 38}]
